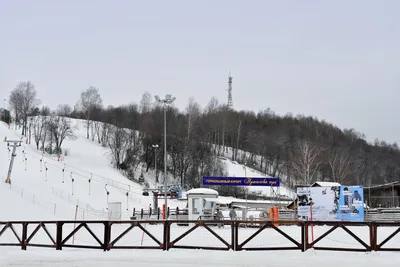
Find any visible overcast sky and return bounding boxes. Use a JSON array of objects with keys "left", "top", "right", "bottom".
[{"left": 1, "top": 0, "right": 399, "bottom": 144}]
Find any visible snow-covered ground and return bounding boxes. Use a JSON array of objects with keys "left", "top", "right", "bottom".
[{"left": 2, "top": 249, "right": 400, "bottom": 267}]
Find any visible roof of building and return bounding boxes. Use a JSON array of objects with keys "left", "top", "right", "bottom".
[
  {"left": 186, "top": 188, "right": 219, "bottom": 196},
  {"left": 311, "top": 181, "right": 341, "bottom": 187},
  {"left": 364, "top": 181, "right": 400, "bottom": 191}
]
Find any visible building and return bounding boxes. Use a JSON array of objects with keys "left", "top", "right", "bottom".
[
  {"left": 364, "top": 182, "right": 400, "bottom": 208},
  {"left": 0, "top": 108, "right": 11, "bottom": 124}
]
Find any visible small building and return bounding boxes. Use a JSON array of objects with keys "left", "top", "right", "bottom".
[
  {"left": 0, "top": 108, "right": 11, "bottom": 124},
  {"left": 186, "top": 188, "right": 219, "bottom": 221},
  {"left": 364, "top": 182, "right": 400, "bottom": 208}
]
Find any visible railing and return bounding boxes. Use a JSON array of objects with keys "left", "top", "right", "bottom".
[{"left": 0, "top": 220, "right": 399, "bottom": 252}]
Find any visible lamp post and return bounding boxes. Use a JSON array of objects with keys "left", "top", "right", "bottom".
[
  {"left": 152, "top": 144, "right": 159, "bottom": 183},
  {"left": 243, "top": 165, "right": 248, "bottom": 219},
  {"left": 154, "top": 94, "right": 176, "bottom": 219}
]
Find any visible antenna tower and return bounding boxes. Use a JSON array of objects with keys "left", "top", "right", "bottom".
[{"left": 228, "top": 71, "right": 233, "bottom": 108}]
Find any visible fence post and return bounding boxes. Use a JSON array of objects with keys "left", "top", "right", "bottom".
[
  {"left": 234, "top": 221, "right": 239, "bottom": 251},
  {"left": 231, "top": 221, "right": 235, "bottom": 251},
  {"left": 103, "top": 222, "right": 111, "bottom": 251},
  {"left": 370, "top": 222, "right": 377, "bottom": 251},
  {"left": 301, "top": 222, "right": 306, "bottom": 252},
  {"left": 304, "top": 221, "right": 309, "bottom": 251},
  {"left": 56, "top": 222, "right": 63, "bottom": 250},
  {"left": 21, "top": 222, "right": 28, "bottom": 250},
  {"left": 162, "top": 221, "right": 170, "bottom": 251}
]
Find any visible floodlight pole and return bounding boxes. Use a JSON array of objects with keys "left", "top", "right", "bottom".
[
  {"left": 163, "top": 106, "right": 167, "bottom": 215},
  {"left": 152, "top": 144, "right": 159, "bottom": 183},
  {"left": 4, "top": 138, "right": 22, "bottom": 184},
  {"left": 154, "top": 94, "right": 176, "bottom": 220},
  {"left": 243, "top": 165, "right": 248, "bottom": 219}
]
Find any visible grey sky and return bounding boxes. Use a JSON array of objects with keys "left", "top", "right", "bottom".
[{"left": 1, "top": 0, "right": 399, "bottom": 144}]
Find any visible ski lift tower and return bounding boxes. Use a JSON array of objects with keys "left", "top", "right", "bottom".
[{"left": 4, "top": 137, "right": 22, "bottom": 184}]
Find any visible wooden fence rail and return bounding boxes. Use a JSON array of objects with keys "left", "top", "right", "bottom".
[{"left": 0, "top": 220, "right": 399, "bottom": 252}]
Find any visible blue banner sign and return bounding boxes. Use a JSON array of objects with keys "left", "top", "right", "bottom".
[
  {"left": 337, "top": 186, "right": 364, "bottom": 222},
  {"left": 202, "top": 176, "right": 280, "bottom": 187}
]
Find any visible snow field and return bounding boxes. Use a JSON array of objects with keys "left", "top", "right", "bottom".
[{"left": 2, "top": 248, "right": 400, "bottom": 267}]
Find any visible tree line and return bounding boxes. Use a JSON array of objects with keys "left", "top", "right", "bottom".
[{"left": 5, "top": 82, "right": 400, "bottom": 197}]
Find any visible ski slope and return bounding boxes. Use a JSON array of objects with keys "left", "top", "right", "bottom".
[{"left": 0, "top": 120, "right": 155, "bottom": 221}]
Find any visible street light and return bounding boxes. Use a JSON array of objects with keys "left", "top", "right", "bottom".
[
  {"left": 154, "top": 94, "right": 176, "bottom": 219},
  {"left": 152, "top": 144, "right": 159, "bottom": 183},
  {"left": 243, "top": 164, "right": 248, "bottom": 220}
]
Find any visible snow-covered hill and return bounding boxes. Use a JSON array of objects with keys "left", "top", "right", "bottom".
[{"left": 0, "top": 118, "right": 295, "bottom": 221}]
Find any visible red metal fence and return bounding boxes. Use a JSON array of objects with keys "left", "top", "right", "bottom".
[{"left": 0, "top": 220, "right": 399, "bottom": 252}]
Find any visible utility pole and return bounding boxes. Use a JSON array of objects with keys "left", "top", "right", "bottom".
[
  {"left": 154, "top": 94, "right": 176, "bottom": 220},
  {"left": 4, "top": 137, "right": 22, "bottom": 184},
  {"left": 152, "top": 144, "right": 159, "bottom": 183},
  {"left": 243, "top": 165, "right": 248, "bottom": 220}
]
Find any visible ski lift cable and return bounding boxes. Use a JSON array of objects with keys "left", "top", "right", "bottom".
[
  {"left": 28, "top": 153, "right": 139, "bottom": 192},
  {"left": 34, "top": 152, "right": 130, "bottom": 187},
  {"left": 13, "top": 151, "right": 145, "bottom": 196}
]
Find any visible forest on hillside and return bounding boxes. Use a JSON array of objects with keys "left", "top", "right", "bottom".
[{"left": 5, "top": 82, "right": 400, "bottom": 194}]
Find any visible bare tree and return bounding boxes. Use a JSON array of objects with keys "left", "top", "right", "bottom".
[
  {"left": 185, "top": 97, "right": 201, "bottom": 139},
  {"left": 328, "top": 148, "right": 355, "bottom": 184},
  {"left": 40, "top": 106, "right": 51, "bottom": 116},
  {"left": 9, "top": 81, "right": 40, "bottom": 135},
  {"left": 77, "top": 87, "right": 102, "bottom": 139},
  {"left": 47, "top": 111, "right": 76, "bottom": 154},
  {"left": 94, "top": 121, "right": 101, "bottom": 143},
  {"left": 100, "top": 122, "right": 111, "bottom": 147},
  {"left": 33, "top": 115, "right": 48, "bottom": 150},
  {"left": 291, "top": 140, "right": 325, "bottom": 185},
  {"left": 57, "top": 104, "right": 72, "bottom": 117},
  {"left": 8, "top": 88, "right": 23, "bottom": 124},
  {"left": 139, "top": 92, "right": 152, "bottom": 113},
  {"left": 108, "top": 126, "right": 129, "bottom": 169}
]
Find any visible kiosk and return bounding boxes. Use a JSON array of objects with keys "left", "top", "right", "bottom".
[{"left": 186, "top": 188, "right": 219, "bottom": 222}]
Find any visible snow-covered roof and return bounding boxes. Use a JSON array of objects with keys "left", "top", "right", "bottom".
[
  {"left": 364, "top": 181, "right": 400, "bottom": 190},
  {"left": 186, "top": 188, "right": 218, "bottom": 196},
  {"left": 311, "top": 181, "right": 341, "bottom": 187}
]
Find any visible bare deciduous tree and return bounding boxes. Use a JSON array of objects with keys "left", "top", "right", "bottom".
[
  {"left": 108, "top": 126, "right": 129, "bottom": 169},
  {"left": 139, "top": 92, "right": 152, "bottom": 113},
  {"left": 185, "top": 97, "right": 201, "bottom": 139},
  {"left": 77, "top": 87, "right": 102, "bottom": 139},
  {"left": 33, "top": 115, "right": 48, "bottom": 150},
  {"left": 100, "top": 122, "right": 111, "bottom": 147},
  {"left": 291, "top": 140, "right": 325, "bottom": 185},
  {"left": 57, "top": 104, "right": 72, "bottom": 117},
  {"left": 47, "top": 111, "right": 76, "bottom": 154},
  {"left": 9, "top": 81, "right": 40, "bottom": 135},
  {"left": 328, "top": 148, "right": 355, "bottom": 184}
]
